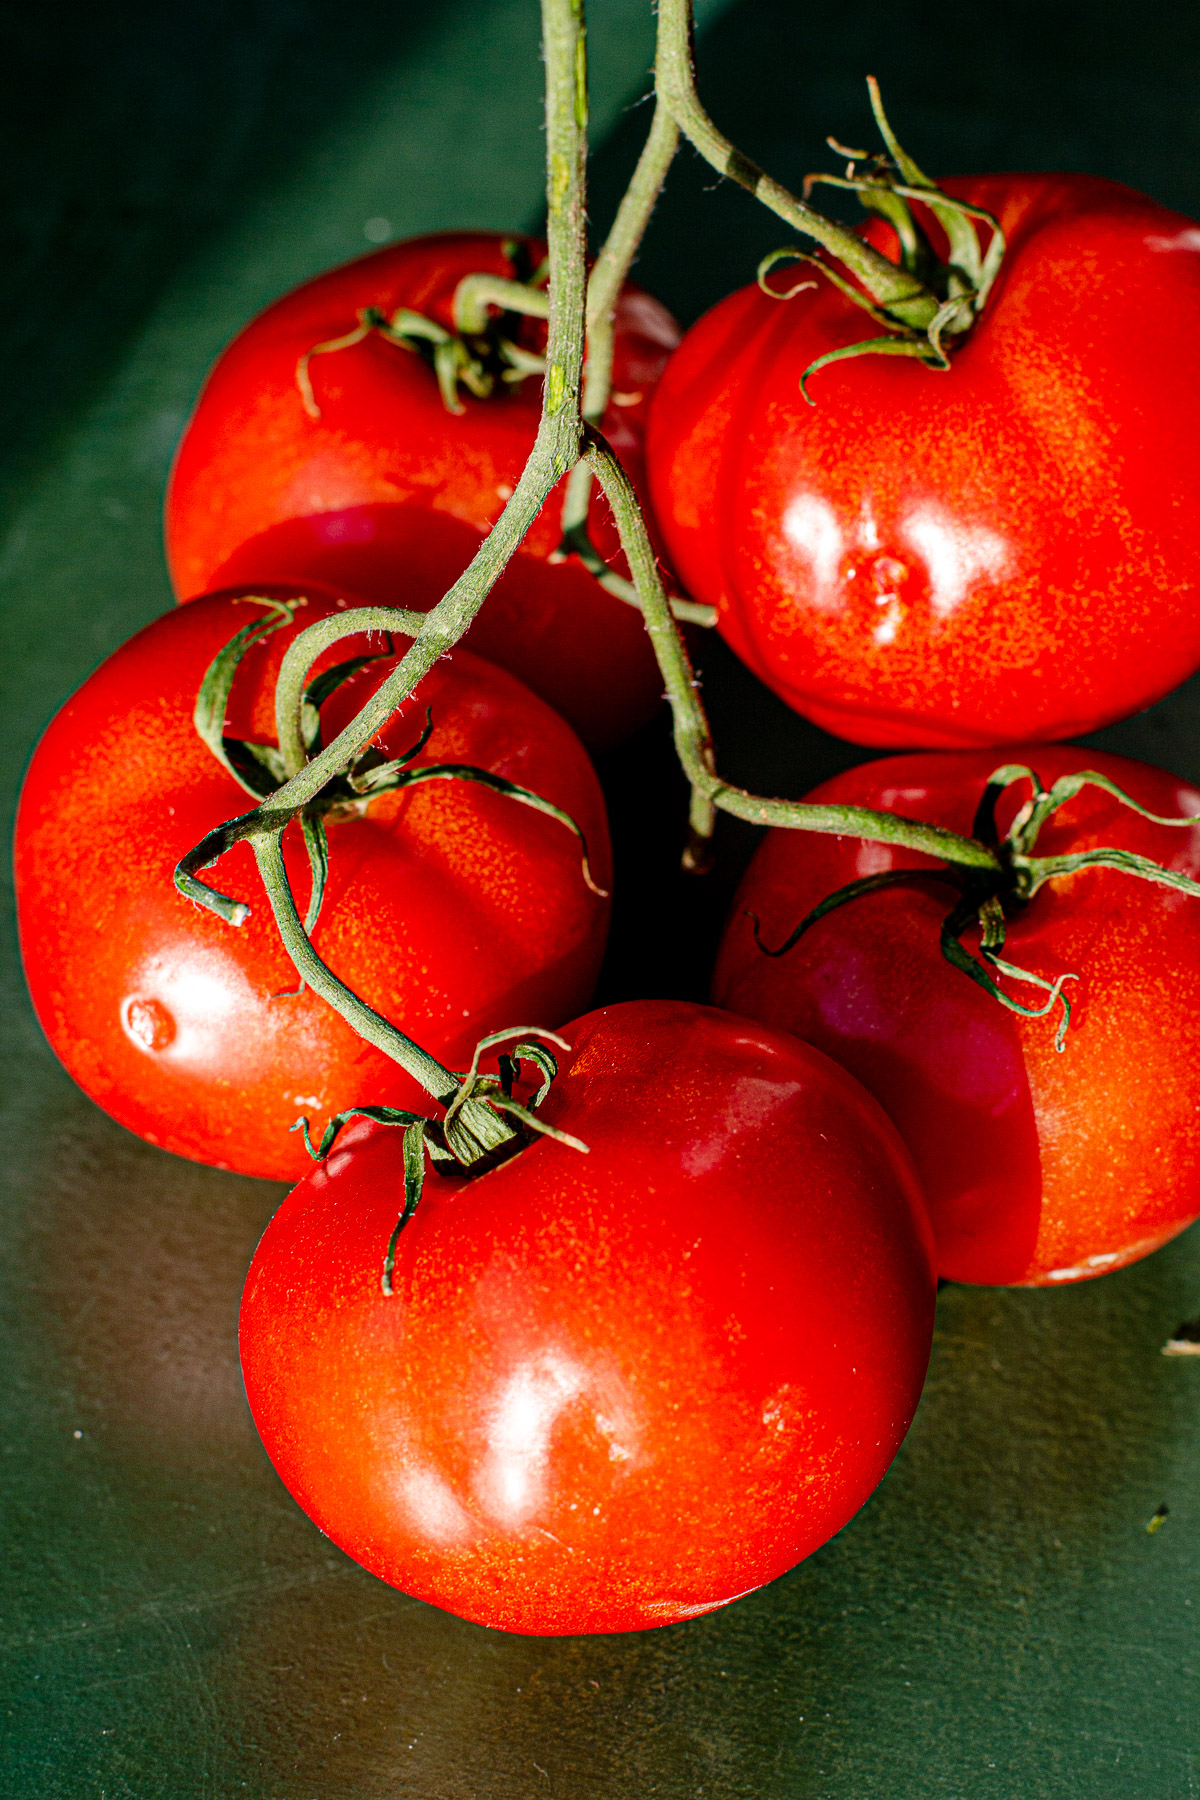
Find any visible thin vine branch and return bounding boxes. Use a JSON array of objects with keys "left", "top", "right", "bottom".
[
  {"left": 560, "top": 96, "right": 680, "bottom": 541},
  {"left": 251, "top": 832, "right": 517, "bottom": 1163},
  {"left": 583, "top": 429, "right": 1001, "bottom": 875},
  {"left": 653, "top": 0, "right": 938, "bottom": 327},
  {"left": 215, "top": 0, "right": 589, "bottom": 837},
  {"left": 274, "top": 605, "right": 425, "bottom": 779},
  {"left": 251, "top": 830, "right": 458, "bottom": 1103},
  {"left": 177, "top": 0, "right": 591, "bottom": 1153}
]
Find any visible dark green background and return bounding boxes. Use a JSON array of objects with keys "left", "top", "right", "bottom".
[{"left": 2, "top": 2, "right": 1198, "bottom": 1794}]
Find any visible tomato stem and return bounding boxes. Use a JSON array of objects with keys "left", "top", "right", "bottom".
[
  {"left": 582, "top": 430, "right": 1002, "bottom": 874},
  {"left": 252, "top": 833, "right": 532, "bottom": 1167},
  {"left": 451, "top": 273, "right": 550, "bottom": 336},
  {"left": 653, "top": 0, "right": 940, "bottom": 328},
  {"left": 273, "top": 606, "right": 425, "bottom": 779},
  {"left": 250, "top": 830, "right": 460, "bottom": 1106},
  {"left": 176, "top": 0, "right": 593, "bottom": 1164},
  {"left": 266, "top": 0, "right": 585, "bottom": 827},
  {"left": 178, "top": 0, "right": 1016, "bottom": 1162},
  {"left": 559, "top": 97, "right": 680, "bottom": 543},
  {"left": 751, "top": 764, "right": 1200, "bottom": 1054}
]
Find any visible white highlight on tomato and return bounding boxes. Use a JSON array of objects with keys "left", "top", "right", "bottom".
[
  {"left": 902, "top": 503, "right": 1011, "bottom": 618},
  {"left": 781, "top": 492, "right": 843, "bottom": 605}
]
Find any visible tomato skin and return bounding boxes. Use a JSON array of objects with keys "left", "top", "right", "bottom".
[
  {"left": 14, "top": 584, "right": 611, "bottom": 1182},
  {"left": 165, "top": 232, "right": 679, "bottom": 751},
  {"left": 713, "top": 746, "right": 1200, "bottom": 1286},
  {"left": 647, "top": 175, "right": 1200, "bottom": 749},
  {"left": 239, "top": 999, "right": 935, "bottom": 1635}
]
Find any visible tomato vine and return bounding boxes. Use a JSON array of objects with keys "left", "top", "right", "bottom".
[{"left": 173, "top": 0, "right": 1200, "bottom": 1218}]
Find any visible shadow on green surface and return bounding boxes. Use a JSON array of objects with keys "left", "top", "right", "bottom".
[{"left": 0, "top": 0, "right": 449, "bottom": 518}]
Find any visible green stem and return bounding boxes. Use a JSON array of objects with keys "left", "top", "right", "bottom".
[
  {"left": 231, "top": 0, "right": 588, "bottom": 830},
  {"left": 183, "top": 0, "right": 1005, "bottom": 1150},
  {"left": 257, "top": 465, "right": 556, "bottom": 821},
  {"left": 561, "top": 98, "right": 680, "bottom": 539},
  {"left": 253, "top": 833, "right": 516, "bottom": 1162},
  {"left": 176, "top": 0, "right": 592, "bottom": 1163},
  {"left": 274, "top": 606, "right": 426, "bottom": 779},
  {"left": 655, "top": 0, "right": 938, "bottom": 328},
  {"left": 583, "top": 431, "right": 1000, "bottom": 874},
  {"left": 252, "top": 830, "right": 458, "bottom": 1103},
  {"left": 452, "top": 274, "right": 550, "bottom": 335},
  {"left": 559, "top": 520, "right": 715, "bottom": 625}
]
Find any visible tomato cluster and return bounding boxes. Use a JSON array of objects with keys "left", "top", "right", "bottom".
[{"left": 17, "top": 169, "right": 1200, "bottom": 1639}]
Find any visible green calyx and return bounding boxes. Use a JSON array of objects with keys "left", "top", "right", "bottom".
[
  {"left": 293, "top": 1029, "right": 588, "bottom": 1295},
  {"left": 756, "top": 766, "right": 1200, "bottom": 1053},
  {"left": 179, "top": 597, "right": 605, "bottom": 935},
  {"left": 185, "top": 601, "right": 599, "bottom": 1255},
  {"left": 757, "top": 76, "right": 1005, "bottom": 402},
  {"left": 296, "top": 240, "right": 550, "bottom": 419}
]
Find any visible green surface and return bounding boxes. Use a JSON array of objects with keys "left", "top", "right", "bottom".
[{"left": 2, "top": 2, "right": 1199, "bottom": 1794}]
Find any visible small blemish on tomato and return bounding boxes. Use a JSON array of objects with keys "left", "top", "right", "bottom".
[
  {"left": 122, "top": 996, "right": 176, "bottom": 1053},
  {"left": 871, "top": 555, "right": 909, "bottom": 592}
]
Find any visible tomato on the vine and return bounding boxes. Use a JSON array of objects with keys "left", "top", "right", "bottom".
[
  {"left": 14, "top": 584, "right": 611, "bottom": 1181},
  {"left": 713, "top": 746, "right": 1200, "bottom": 1287},
  {"left": 239, "top": 999, "right": 935, "bottom": 1635},
  {"left": 647, "top": 175, "right": 1200, "bottom": 749},
  {"left": 165, "top": 232, "right": 679, "bottom": 751}
]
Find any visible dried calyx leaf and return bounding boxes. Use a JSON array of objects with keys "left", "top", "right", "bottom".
[
  {"left": 350, "top": 761, "right": 608, "bottom": 898},
  {"left": 938, "top": 888, "right": 1078, "bottom": 1055},
  {"left": 750, "top": 868, "right": 950, "bottom": 960},
  {"left": 442, "top": 1028, "right": 589, "bottom": 1165}
]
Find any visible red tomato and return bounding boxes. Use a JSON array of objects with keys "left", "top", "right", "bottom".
[
  {"left": 239, "top": 999, "right": 935, "bottom": 1635},
  {"left": 14, "top": 584, "right": 611, "bottom": 1181},
  {"left": 713, "top": 746, "right": 1200, "bottom": 1286},
  {"left": 647, "top": 175, "right": 1200, "bottom": 749},
  {"left": 165, "top": 232, "right": 679, "bottom": 752}
]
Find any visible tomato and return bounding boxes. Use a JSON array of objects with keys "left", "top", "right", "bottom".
[
  {"left": 713, "top": 745, "right": 1200, "bottom": 1286},
  {"left": 14, "top": 584, "right": 611, "bottom": 1181},
  {"left": 239, "top": 999, "right": 934, "bottom": 1635},
  {"left": 165, "top": 232, "right": 679, "bottom": 752},
  {"left": 647, "top": 175, "right": 1200, "bottom": 750}
]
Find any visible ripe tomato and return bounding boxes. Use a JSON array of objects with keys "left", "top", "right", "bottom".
[
  {"left": 713, "top": 746, "right": 1200, "bottom": 1287},
  {"left": 165, "top": 232, "right": 679, "bottom": 751},
  {"left": 647, "top": 175, "right": 1200, "bottom": 749},
  {"left": 239, "top": 999, "right": 935, "bottom": 1635},
  {"left": 14, "top": 584, "right": 611, "bottom": 1182}
]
